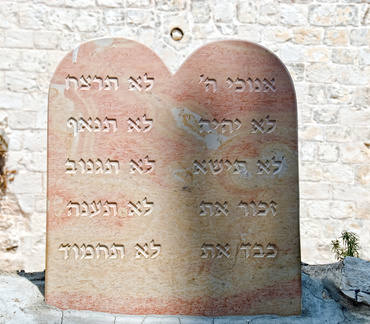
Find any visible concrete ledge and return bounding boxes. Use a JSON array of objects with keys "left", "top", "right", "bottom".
[{"left": 1, "top": 258, "right": 369, "bottom": 324}]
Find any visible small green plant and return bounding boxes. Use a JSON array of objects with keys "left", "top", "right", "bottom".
[{"left": 331, "top": 230, "right": 360, "bottom": 261}]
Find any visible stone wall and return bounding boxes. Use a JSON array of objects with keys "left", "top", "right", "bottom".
[{"left": 0, "top": 0, "right": 369, "bottom": 271}]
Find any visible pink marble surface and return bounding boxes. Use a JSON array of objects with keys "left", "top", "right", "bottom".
[{"left": 46, "top": 38, "right": 300, "bottom": 316}]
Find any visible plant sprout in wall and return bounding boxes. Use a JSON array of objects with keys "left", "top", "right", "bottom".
[{"left": 331, "top": 230, "right": 361, "bottom": 261}]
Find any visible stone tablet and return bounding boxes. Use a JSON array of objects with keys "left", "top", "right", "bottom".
[{"left": 46, "top": 38, "right": 301, "bottom": 316}]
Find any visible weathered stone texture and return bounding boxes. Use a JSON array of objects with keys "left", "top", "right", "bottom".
[{"left": 0, "top": 0, "right": 369, "bottom": 271}]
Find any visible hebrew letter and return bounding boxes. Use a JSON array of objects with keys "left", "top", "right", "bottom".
[
  {"left": 142, "top": 115, "right": 153, "bottom": 132},
  {"left": 102, "top": 118, "right": 117, "bottom": 132},
  {"left": 198, "top": 118, "right": 211, "bottom": 134},
  {"left": 95, "top": 159, "right": 104, "bottom": 174},
  {"left": 65, "top": 75, "right": 78, "bottom": 90},
  {"left": 200, "top": 201, "right": 214, "bottom": 217},
  {"left": 104, "top": 76, "right": 119, "bottom": 91},
  {"left": 235, "top": 78, "right": 246, "bottom": 93},
  {"left": 130, "top": 159, "right": 143, "bottom": 174},
  {"left": 254, "top": 78, "right": 262, "bottom": 92},
  {"left": 127, "top": 118, "right": 141, "bottom": 132},
  {"left": 201, "top": 243, "right": 216, "bottom": 258},
  {"left": 92, "top": 76, "right": 103, "bottom": 90},
  {"left": 220, "top": 119, "right": 233, "bottom": 133},
  {"left": 79, "top": 159, "right": 86, "bottom": 174},
  {"left": 208, "top": 159, "right": 223, "bottom": 175},
  {"left": 67, "top": 201, "right": 80, "bottom": 217},
  {"left": 224, "top": 159, "right": 233, "bottom": 171},
  {"left": 263, "top": 77, "right": 276, "bottom": 93},
  {"left": 251, "top": 119, "right": 265, "bottom": 133},
  {"left": 240, "top": 243, "right": 251, "bottom": 258},
  {"left": 135, "top": 243, "right": 149, "bottom": 259},
  {"left": 144, "top": 156, "right": 155, "bottom": 174},
  {"left": 80, "top": 202, "right": 88, "bottom": 217},
  {"left": 272, "top": 157, "right": 283, "bottom": 174},
  {"left": 212, "top": 118, "right": 220, "bottom": 131},
  {"left": 253, "top": 243, "right": 264, "bottom": 258},
  {"left": 258, "top": 201, "right": 268, "bottom": 216},
  {"left": 128, "top": 201, "right": 142, "bottom": 216},
  {"left": 143, "top": 198, "right": 154, "bottom": 216},
  {"left": 266, "top": 243, "right": 278, "bottom": 258},
  {"left": 65, "top": 159, "right": 77, "bottom": 174},
  {"left": 226, "top": 77, "right": 234, "bottom": 89},
  {"left": 234, "top": 160, "right": 248, "bottom": 175},
  {"left": 266, "top": 115, "right": 276, "bottom": 133},
  {"left": 71, "top": 244, "right": 80, "bottom": 259},
  {"left": 79, "top": 118, "right": 93, "bottom": 133},
  {"left": 257, "top": 160, "right": 271, "bottom": 175},
  {"left": 81, "top": 244, "right": 95, "bottom": 259},
  {"left": 150, "top": 240, "right": 161, "bottom": 258},
  {"left": 90, "top": 201, "right": 102, "bottom": 217},
  {"left": 110, "top": 244, "right": 125, "bottom": 259},
  {"left": 94, "top": 118, "right": 101, "bottom": 132},
  {"left": 80, "top": 75, "right": 91, "bottom": 90},
  {"left": 216, "top": 244, "right": 230, "bottom": 258},
  {"left": 194, "top": 160, "right": 207, "bottom": 174},
  {"left": 105, "top": 159, "right": 119, "bottom": 174},
  {"left": 250, "top": 201, "right": 258, "bottom": 216},
  {"left": 246, "top": 78, "right": 254, "bottom": 92},
  {"left": 238, "top": 202, "right": 249, "bottom": 217},
  {"left": 143, "top": 73, "right": 154, "bottom": 91},
  {"left": 205, "top": 78, "right": 217, "bottom": 92},
  {"left": 86, "top": 159, "right": 94, "bottom": 174},
  {"left": 67, "top": 118, "right": 78, "bottom": 136},
  {"left": 270, "top": 201, "right": 277, "bottom": 216},
  {"left": 96, "top": 244, "right": 109, "bottom": 259},
  {"left": 234, "top": 119, "right": 242, "bottom": 131},
  {"left": 103, "top": 201, "right": 117, "bottom": 216},
  {"left": 58, "top": 244, "right": 71, "bottom": 260},
  {"left": 129, "top": 76, "right": 142, "bottom": 91},
  {"left": 214, "top": 202, "right": 229, "bottom": 216}
]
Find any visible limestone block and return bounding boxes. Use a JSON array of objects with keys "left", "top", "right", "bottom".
[
  {"left": 214, "top": 0, "right": 234, "bottom": 23},
  {"left": 333, "top": 183, "right": 370, "bottom": 201},
  {"left": 237, "top": 1, "right": 257, "bottom": 24},
  {"left": 299, "top": 162, "right": 322, "bottom": 182},
  {"left": 325, "top": 126, "right": 352, "bottom": 143},
  {"left": 350, "top": 28, "right": 370, "bottom": 46},
  {"left": 286, "top": 63, "right": 304, "bottom": 82},
  {"left": 307, "top": 200, "right": 331, "bottom": 219},
  {"left": 5, "top": 72, "right": 37, "bottom": 93},
  {"left": 317, "top": 143, "right": 340, "bottom": 162},
  {"left": 0, "top": 2, "right": 17, "bottom": 29},
  {"left": 327, "top": 85, "right": 353, "bottom": 104},
  {"left": 300, "top": 182, "right": 331, "bottom": 200},
  {"left": 300, "top": 125, "right": 325, "bottom": 141},
  {"left": 334, "top": 5, "right": 359, "bottom": 26},
  {"left": 34, "top": 31, "right": 60, "bottom": 50},
  {"left": 354, "top": 87, "right": 370, "bottom": 108},
  {"left": 324, "top": 29, "right": 349, "bottom": 46},
  {"left": 322, "top": 163, "right": 353, "bottom": 183},
  {"left": 19, "top": 5, "right": 46, "bottom": 29},
  {"left": 312, "top": 105, "right": 339, "bottom": 124},
  {"left": 355, "top": 165, "right": 370, "bottom": 186},
  {"left": 65, "top": 0, "right": 95, "bottom": 8},
  {"left": 4, "top": 30, "right": 34, "bottom": 49},
  {"left": 155, "top": 0, "right": 187, "bottom": 11},
  {"left": 96, "top": 0, "right": 124, "bottom": 7},
  {"left": 308, "top": 5, "right": 333, "bottom": 26},
  {"left": 46, "top": 38, "right": 300, "bottom": 316},
  {"left": 304, "top": 46, "right": 330, "bottom": 63},
  {"left": 191, "top": 0, "right": 211, "bottom": 23},
  {"left": 258, "top": 3, "right": 280, "bottom": 26},
  {"left": 7, "top": 171, "right": 43, "bottom": 195},
  {"left": 299, "top": 141, "right": 316, "bottom": 162},
  {"left": 75, "top": 10, "right": 101, "bottom": 32},
  {"left": 7, "top": 111, "right": 37, "bottom": 130},
  {"left": 305, "top": 63, "right": 335, "bottom": 83},
  {"left": 330, "top": 201, "right": 355, "bottom": 219},
  {"left": 292, "top": 27, "right": 322, "bottom": 45},
  {"left": 127, "top": 0, "right": 152, "bottom": 8},
  {"left": 338, "top": 65, "right": 368, "bottom": 86},
  {"left": 307, "top": 85, "right": 326, "bottom": 104},
  {"left": 281, "top": 4, "right": 307, "bottom": 26},
  {"left": 280, "top": 44, "right": 303, "bottom": 62},
  {"left": 47, "top": 9, "right": 78, "bottom": 31},
  {"left": 341, "top": 257, "right": 370, "bottom": 306},
  {"left": 127, "top": 10, "right": 156, "bottom": 27}
]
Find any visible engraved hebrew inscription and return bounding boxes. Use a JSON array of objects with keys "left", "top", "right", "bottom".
[
  {"left": 199, "top": 201, "right": 229, "bottom": 217},
  {"left": 127, "top": 115, "right": 153, "bottom": 132},
  {"left": 65, "top": 75, "right": 119, "bottom": 91},
  {"left": 129, "top": 156, "right": 155, "bottom": 174},
  {"left": 67, "top": 117, "right": 117, "bottom": 136},
  {"left": 128, "top": 198, "right": 154, "bottom": 216},
  {"left": 198, "top": 118, "right": 241, "bottom": 134},
  {"left": 251, "top": 116, "right": 276, "bottom": 134},
  {"left": 66, "top": 201, "right": 118, "bottom": 217},
  {"left": 240, "top": 243, "right": 278, "bottom": 258},
  {"left": 58, "top": 243, "right": 125, "bottom": 260},
  {"left": 256, "top": 157, "right": 283, "bottom": 175},
  {"left": 128, "top": 74, "right": 154, "bottom": 91},
  {"left": 201, "top": 243, "right": 231, "bottom": 259},
  {"left": 135, "top": 240, "right": 161, "bottom": 259},
  {"left": 65, "top": 159, "right": 120, "bottom": 174},
  {"left": 194, "top": 159, "right": 248, "bottom": 175},
  {"left": 238, "top": 201, "right": 277, "bottom": 217}
]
